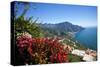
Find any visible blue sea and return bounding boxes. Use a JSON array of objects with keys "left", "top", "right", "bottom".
[{"left": 74, "top": 27, "right": 97, "bottom": 50}]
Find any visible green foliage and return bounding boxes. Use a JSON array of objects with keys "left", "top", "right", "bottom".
[
  {"left": 14, "top": 17, "right": 41, "bottom": 37},
  {"left": 67, "top": 53, "right": 83, "bottom": 62},
  {"left": 14, "top": 2, "right": 42, "bottom": 38}
]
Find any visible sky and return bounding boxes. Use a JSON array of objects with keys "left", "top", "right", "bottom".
[{"left": 15, "top": 2, "right": 97, "bottom": 27}]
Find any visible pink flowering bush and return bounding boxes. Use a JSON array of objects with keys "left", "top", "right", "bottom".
[{"left": 16, "top": 32, "right": 68, "bottom": 64}]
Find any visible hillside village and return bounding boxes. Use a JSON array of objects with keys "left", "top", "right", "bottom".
[{"left": 53, "top": 35, "right": 97, "bottom": 62}]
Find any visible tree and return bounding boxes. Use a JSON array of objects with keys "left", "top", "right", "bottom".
[{"left": 14, "top": 1, "right": 41, "bottom": 37}]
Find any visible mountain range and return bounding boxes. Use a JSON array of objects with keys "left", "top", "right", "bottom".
[{"left": 39, "top": 21, "right": 85, "bottom": 36}]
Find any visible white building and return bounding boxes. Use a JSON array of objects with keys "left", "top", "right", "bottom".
[
  {"left": 71, "top": 49, "right": 96, "bottom": 61},
  {"left": 83, "top": 54, "right": 96, "bottom": 61},
  {"left": 72, "top": 49, "right": 85, "bottom": 57}
]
